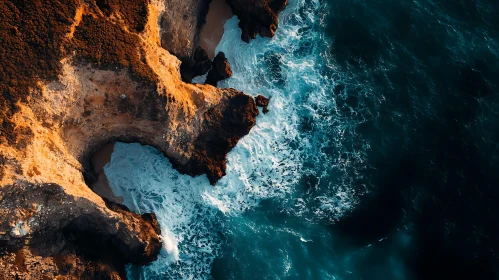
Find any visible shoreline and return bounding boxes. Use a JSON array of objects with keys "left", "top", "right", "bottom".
[
  {"left": 90, "top": 142, "right": 124, "bottom": 204},
  {"left": 0, "top": 0, "right": 287, "bottom": 277},
  {"left": 199, "top": 0, "right": 233, "bottom": 59}
]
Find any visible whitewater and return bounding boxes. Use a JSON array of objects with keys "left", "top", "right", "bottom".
[{"left": 104, "top": 0, "right": 370, "bottom": 278}]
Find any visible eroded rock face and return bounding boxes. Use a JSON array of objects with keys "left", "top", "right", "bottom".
[
  {"left": 160, "top": 0, "right": 211, "bottom": 58},
  {"left": 225, "top": 0, "right": 288, "bottom": 42},
  {"left": 0, "top": 0, "right": 258, "bottom": 278},
  {"left": 0, "top": 182, "right": 161, "bottom": 279},
  {"left": 183, "top": 91, "right": 258, "bottom": 184},
  {"left": 206, "top": 52, "right": 233, "bottom": 86}
]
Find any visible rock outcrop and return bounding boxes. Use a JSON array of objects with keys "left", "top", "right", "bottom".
[
  {"left": 0, "top": 182, "right": 161, "bottom": 279},
  {"left": 179, "top": 47, "right": 212, "bottom": 83},
  {"left": 226, "top": 0, "right": 289, "bottom": 42},
  {"left": 206, "top": 52, "right": 233, "bottom": 86},
  {"left": 0, "top": 0, "right": 290, "bottom": 277},
  {"left": 0, "top": 0, "right": 258, "bottom": 278},
  {"left": 255, "top": 95, "right": 270, "bottom": 113}
]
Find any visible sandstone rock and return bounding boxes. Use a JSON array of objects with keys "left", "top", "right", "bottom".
[
  {"left": 206, "top": 52, "right": 233, "bottom": 86},
  {"left": 0, "top": 0, "right": 259, "bottom": 278},
  {"left": 225, "top": 0, "right": 288, "bottom": 42},
  {"left": 180, "top": 91, "right": 259, "bottom": 184},
  {"left": 160, "top": 0, "right": 211, "bottom": 57}
]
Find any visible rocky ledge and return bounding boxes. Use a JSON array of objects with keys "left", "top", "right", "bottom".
[{"left": 0, "top": 0, "right": 285, "bottom": 278}]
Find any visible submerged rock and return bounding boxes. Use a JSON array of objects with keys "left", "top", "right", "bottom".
[
  {"left": 206, "top": 52, "right": 233, "bottom": 86},
  {"left": 225, "top": 0, "right": 289, "bottom": 42}
]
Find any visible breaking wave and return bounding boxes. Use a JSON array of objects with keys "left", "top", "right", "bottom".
[{"left": 105, "top": 0, "right": 370, "bottom": 278}]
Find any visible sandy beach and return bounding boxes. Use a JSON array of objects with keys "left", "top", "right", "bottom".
[
  {"left": 199, "top": 0, "right": 233, "bottom": 59},
  {"left": 90, "top": 142, "right": 124, "bottom": 203}
]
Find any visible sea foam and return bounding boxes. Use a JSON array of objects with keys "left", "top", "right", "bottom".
[{"left": 105, "top": 0, "right": 368, "bottom": 278}]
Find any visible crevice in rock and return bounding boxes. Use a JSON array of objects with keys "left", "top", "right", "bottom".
[
  {"left": 206, "top": 52, "right": 233, "bottom": 86},
  {"left": 179, "top": 47, "right": 212, "bottom": 83}
]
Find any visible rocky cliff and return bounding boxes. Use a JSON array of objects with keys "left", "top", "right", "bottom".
[
  {"left": 226, "top": 0, "right": 288, "bottom": 42},
  {"left": 0, "top": 0, "right": 284, "bottom": 278}
]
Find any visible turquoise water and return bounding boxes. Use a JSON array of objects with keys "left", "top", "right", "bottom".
[
  {"left": 105, "top": 0, "right": 499, "bottom": 278},
  {"left": 106, "top": 0, "right": 368, "bottom": 278}
]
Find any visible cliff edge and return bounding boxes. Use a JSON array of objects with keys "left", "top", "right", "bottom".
[{"left": 0, "top": 0, "right": 285, "bottom": 278}]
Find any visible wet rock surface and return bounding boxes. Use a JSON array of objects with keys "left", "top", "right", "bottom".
[
  {"left": 206, "top": 52, "right": 233, "bottom": 86},
  {"left": 255, "top": 95, "right": 270, "bottom": 113}
]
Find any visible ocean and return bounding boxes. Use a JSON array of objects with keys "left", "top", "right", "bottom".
[{"left": 104, "top": 0, "right": 499, "bottom": 278}]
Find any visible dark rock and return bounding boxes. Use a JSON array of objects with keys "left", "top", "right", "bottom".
[
  {"left": 255, "top": 95, "right": 269, "bottom": 107},
  {"left": 0, "top": 182, "right": 162, "bottom": 279},
  {"left": 180, "top": 47, "right": 212, "bottom": 83},
  {"left": 255, "top": 95, "right": 270, "bottom": 113},
  {"left": 206, "top": 52, "right": 233, "bottom": 86},
  {"left": 175, "top": 90, "right": 259, "bottom": 184},
  {"left": 225, "top": 0, "right": 288, "bottom": 42}
]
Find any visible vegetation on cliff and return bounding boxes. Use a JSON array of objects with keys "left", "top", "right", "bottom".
[
  {"left": 0, "top": 0, "right": 157, "bottom": 148},
  {"left": 0, "top": 0, "right": 78, "bottom": 146}
]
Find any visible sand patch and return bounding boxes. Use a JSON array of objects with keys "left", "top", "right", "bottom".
[
  {"left": 199, "top": 0, "right": 233, "bottom": 59},
  {"left": 90, "top": 143, "right": 124, "bottom": 204}
]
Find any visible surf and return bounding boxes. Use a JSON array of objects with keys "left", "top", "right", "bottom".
[{"left": 104, "top": 0, "right": 368, "bottom": 278}]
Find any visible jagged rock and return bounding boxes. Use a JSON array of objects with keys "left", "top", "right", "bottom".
[
  {"left": 182, "top": 91, "right": 258, "bottom": 184},
  {"left": 206, "top": 52, "right": 233, "bottom": 86},
  {"left": 225, "top": 0, "right": 288, "bottom": 42},
  {"left": 0, "top": 183, "right": 161, "bottom": 279},
  {"left": 0, "top": 0, "right": 259, "bottom": 278},
  {"left": 180, "top": 47, "right": 212, "bottom": 83},
  {"left": 255, "top": 95, "right": 270, "bottom": 107},
  {"left": 255, "top": 95, "right": 270, "bottom": 113}
]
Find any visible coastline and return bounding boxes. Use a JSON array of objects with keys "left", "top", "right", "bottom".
[
  {"left": 90, "top": 142, "right": 124, "bottom": 204},
  {"left": 93, "top": 0, "right": 234, "bottom": 187},
  {"left": 0, "top": 0, "right": 286, "bottom": 278}
]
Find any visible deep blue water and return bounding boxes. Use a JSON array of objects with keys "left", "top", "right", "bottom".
[{"left": 104, "top": 0, "right": 499, "bottom": 278}]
